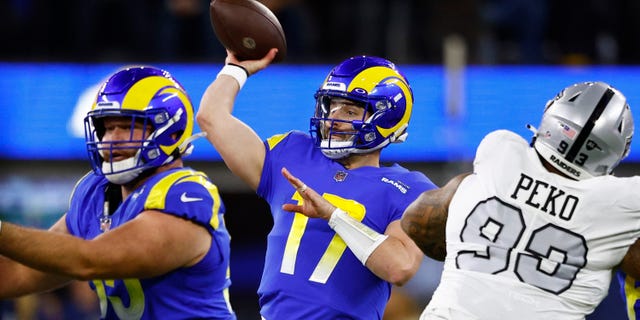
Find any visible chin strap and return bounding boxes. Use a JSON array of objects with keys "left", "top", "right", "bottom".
[
  {"left": 390, "top": 123, "right": 409, "bottom": 143},
  {"left": 178, "top": 132, "right": 208, "bottom": 157},
  {"left": 102, "top": 157, "right": 145, "bottom": 184}
]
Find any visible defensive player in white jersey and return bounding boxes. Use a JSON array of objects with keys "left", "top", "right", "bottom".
[{"left": 400, "top": 81, "right": 640, "bottom": 319}]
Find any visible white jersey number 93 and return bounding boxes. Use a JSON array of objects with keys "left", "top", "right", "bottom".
[{"left": 456, "top": 197, "right": 588, "bottom": 294}]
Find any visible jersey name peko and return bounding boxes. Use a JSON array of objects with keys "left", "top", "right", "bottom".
[{"left": 510, "top": 172, "right": 579, "bottom": 221}]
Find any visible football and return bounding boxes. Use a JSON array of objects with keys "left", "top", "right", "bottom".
[{"left": 209, "top": 0, "right": 287, "bottom": 62}]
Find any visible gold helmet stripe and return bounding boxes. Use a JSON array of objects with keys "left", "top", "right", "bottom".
[
  {"left": 346, "top": 66, "right": 412, "bottom": 138},
  {"left": 121, "top": 76, "right": 194, "bottom": 155}
]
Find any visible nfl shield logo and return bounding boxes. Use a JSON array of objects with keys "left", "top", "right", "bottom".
[
  {"left": 100, "top": 216, "right": 112, "bottom": 232},
  {"left": 334, "top": 171, "right": 348, "bottom": 182}
]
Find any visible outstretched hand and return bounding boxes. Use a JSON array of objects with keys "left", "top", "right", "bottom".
[
  {"left": 281, "top": 167, "right": 336, "bottom": 220},
  {"left": 225, "top": 48, "right": 278, "bottom": 76}
]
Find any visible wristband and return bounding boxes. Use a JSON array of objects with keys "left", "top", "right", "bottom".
[
  {"left": 217, "top": 64, "right": 248, "bottom": 89},
  {"left": 328, "top": 208, "right": 388, "bottom": 265}
]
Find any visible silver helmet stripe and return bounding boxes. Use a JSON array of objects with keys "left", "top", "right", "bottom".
[{"left": 565, "top": 88, "right": 614, "bottom": 162}]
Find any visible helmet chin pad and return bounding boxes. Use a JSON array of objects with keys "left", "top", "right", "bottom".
[
  {"left": 319, "top": 139, "right": 355, "bottom": 159},
  {"left": 102, "top": 156, "right": 146, "bottom": 184}
]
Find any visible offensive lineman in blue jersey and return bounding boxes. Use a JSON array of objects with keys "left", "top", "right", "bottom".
[
  {"left": 197, "top": 49, "right": 437, "bottom": 319},
  {"left": 0, "top": 67, "right": 236, "bottom": 319}
]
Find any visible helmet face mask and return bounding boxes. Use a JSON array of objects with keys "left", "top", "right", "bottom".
[
  {"left": 313, "top": 96, "right": 371, "bottom": 158},
  {"left": 84, "top": 66, "right": 194, "bottom": 184},
  {"left": 94, "top": 114, "right": 152, "bottom": 161},
  {"left": 310, "top": 56, "right": 413, "bottom": 159},
  {"left": 531, "top": 81, "right": 634, "bottom": 180}
]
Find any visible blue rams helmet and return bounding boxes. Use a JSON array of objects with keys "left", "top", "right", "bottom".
[
  {"left": 310, "top": 56, "right": 414, "bottom": 159},
  {"left": 84, "top": 66, "right": 196, "bottom": 184},
  {"left": 530, "top": 81, "right": 634, "bottom": 180}
]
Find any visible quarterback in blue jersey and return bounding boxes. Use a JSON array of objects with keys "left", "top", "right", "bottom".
[
  {"left": 0, "top": 67, "right": 236, "bottom": 319},
  {"left": 197, "top": 50, "right": 436, "bottom": 319}
]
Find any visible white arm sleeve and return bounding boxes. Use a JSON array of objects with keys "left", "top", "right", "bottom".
[{"left": 328, "top": 208, "right": 388, "bottom": 265}]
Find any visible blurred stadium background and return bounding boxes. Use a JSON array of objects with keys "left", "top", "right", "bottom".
[{"left": 1, "top": 0, "right": 639, "bottom": 319}]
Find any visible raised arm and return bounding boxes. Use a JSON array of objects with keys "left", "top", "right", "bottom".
[
  {"left": 196, "top": 49, "right": 279, "bottom": 190},
  {"left": 400, "top": 172, "right": 471, "bottom": 261}
]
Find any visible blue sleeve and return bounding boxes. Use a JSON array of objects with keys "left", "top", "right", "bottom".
[
  {"left": 389, "top": 171, "right": 437, "bottom": 224},
  {"left": 617, "top": 271, "right": 639, "bottom": 320},
  {"left": 258, "top": 130, "right": 301, "bottom": 201},
  {"left": 65, "top": 172, "right": 106, "bottom": 239},
  {"left": 144, "top": 170, "right": 225, "bottom": 233}
]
